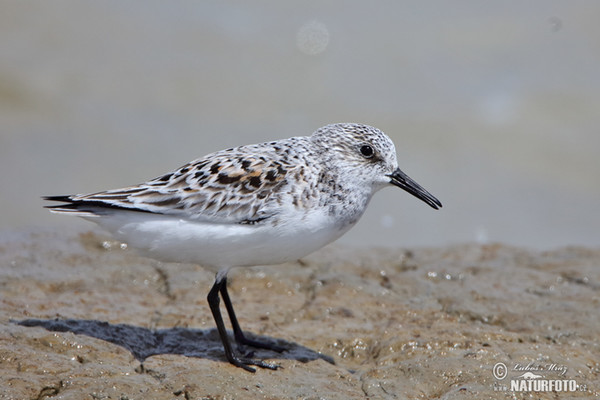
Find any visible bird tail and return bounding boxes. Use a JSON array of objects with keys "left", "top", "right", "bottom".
[{"left": 43, "top": 195, "right": 106, "bottom": 217}]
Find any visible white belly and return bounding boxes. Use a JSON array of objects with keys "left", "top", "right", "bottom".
[{"left": 87, "top": 209, "right": 354, "bottom": 271}]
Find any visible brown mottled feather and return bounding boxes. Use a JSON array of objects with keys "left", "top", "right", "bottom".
[{"left": 51, "top": 138, "right": 313, "bottom": 224}]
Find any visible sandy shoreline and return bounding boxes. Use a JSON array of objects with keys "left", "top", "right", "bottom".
[{"left": 1, "top": 228, "right": 598, "bottom": 399}]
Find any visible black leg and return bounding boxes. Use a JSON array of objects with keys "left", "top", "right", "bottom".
[
  {"left": 207, "top": 273, "right": 278, "bottom": 372},
  {"left": 220, "top": 276, "right": 286, "bottom": 353}
]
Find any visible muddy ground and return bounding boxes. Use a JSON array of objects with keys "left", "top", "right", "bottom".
[{"left": 1, "top": 228, "right": 598, "bottom": 399}]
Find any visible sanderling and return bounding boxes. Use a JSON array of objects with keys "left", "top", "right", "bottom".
[{"left": 44, "top": 123, "right": 442, "bottom": 372}]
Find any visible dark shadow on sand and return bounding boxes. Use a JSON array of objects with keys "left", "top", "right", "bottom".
[{"left": 15, "top": 318, "right": 334, "bottom": 366}]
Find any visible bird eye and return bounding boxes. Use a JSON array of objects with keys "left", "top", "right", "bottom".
[{"left": 359, "top": 145, "right": 374, "bottom": 158}]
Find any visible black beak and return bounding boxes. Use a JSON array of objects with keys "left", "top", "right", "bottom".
[{"left": 388, "top": 168, "right": 442, "bottom": 210}]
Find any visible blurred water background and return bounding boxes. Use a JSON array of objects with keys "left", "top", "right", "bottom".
[{"left": 1, "top": 1, "right": 599, "bottom": 250}]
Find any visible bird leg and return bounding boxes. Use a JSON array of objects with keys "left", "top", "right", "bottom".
[
  {"left": 207, "top": 273, "right": 279, "bottom": 372},
  {"left": 219, "top": 275, "right": 286, "bottom": 353}
]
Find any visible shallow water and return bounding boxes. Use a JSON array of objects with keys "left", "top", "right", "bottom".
[{"left": 1, "top": 2, "right": 600, "bottom": 250}]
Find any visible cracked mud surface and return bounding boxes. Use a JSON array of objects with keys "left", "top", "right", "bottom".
[{"left": 1, "top": 228, "right": 599, "bottom": 399}]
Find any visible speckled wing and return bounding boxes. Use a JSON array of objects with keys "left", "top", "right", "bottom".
[{"left": 45, "top": 143, "right": 301, "bottom": 225}]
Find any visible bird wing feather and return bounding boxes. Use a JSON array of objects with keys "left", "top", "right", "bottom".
[{"left": 45, "top": 143, "right": 300, "bottom": 225}]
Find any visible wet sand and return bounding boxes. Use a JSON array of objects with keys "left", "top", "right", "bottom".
[{"left": 1, "top": 228, "right": 598, "bottom": 399}]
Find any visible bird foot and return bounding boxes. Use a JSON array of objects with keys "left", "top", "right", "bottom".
[{"left": 229, "top": 354, "right": 279, "bottom": 373}]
